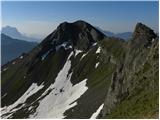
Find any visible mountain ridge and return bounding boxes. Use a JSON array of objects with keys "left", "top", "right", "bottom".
[{"left": 1, "top": 20, "right": 158, "bottom": 119}]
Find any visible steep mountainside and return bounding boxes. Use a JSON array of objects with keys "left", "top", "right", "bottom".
[
  {"left": 1, "top": 34, "right": 37, "bottom": 65},
  {"left": 100, "top": 23, "right": 159, "bottom": 118},
  {"left": 1, "top": 21, "right": 158, "bottom": 119}
]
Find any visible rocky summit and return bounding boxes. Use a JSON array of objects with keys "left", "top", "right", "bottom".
[{"left": 1, "top": 20, "right": 158, "bottom": 119}]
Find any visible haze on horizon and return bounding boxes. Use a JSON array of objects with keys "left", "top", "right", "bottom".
[{"left": 2, "top": 1, "right": 159, "bottom": 40}]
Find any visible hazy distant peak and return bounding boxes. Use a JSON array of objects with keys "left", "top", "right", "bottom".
[
  {"left": 2, "top": 25, "right": 22, "bottom": 36},
  {"left": 2, "top": 25, "right": 39, "bottom": 42},
  {"left": 95, "top": 26, "right": 132, "bottom": 40}
]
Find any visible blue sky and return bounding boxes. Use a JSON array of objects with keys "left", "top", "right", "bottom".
[{"left": 2, "top": 1, "right": 159, "bottom": 39}]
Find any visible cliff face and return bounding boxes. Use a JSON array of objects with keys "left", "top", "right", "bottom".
[
  {"left": 1, "top": 21, "right": 158, "bottom": 119},
  {"left": 99, "top": 23, "right": 158, "bottom": 118}
]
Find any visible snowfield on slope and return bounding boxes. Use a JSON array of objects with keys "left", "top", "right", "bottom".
[
  {"left": 1, "top": 83, "right": 44, "bottom": 118},
  {"left": 30, "top": 51, "right": 88, "bottom": 118}
]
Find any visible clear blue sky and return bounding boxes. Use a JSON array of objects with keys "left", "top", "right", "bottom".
[{"left": 2, "top": 1, "right": 159, "bottom": 39}]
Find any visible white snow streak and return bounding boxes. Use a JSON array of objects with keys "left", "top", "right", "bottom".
[
  {"left": 92, "top": 42, "right": 97, "bottom": 46},
  {"left": 96, "top": 47, "right": 101, "bottom": 54},
  {"left": 95, "top": 62, "right": 99, "bottom": 68},
  {"left": 90, "top": 104, "right": 104, "bottom": 119},
  {"left": 80, "top": 53, "right": 87, "bottom": 60},
  {"left": 1, "top": 83, "right": 44, "bottom": 118},
  {"left": 31, "top": 52, "right": 88, "bottom": 118}
]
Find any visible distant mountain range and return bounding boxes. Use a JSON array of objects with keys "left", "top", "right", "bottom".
[
  {"left": 96, "top": 26, "right": 132, "bottom": 40},
  {"left": 1, "top": 20, "right": 158, "bottom": 119},
  {"left": 2, "top": 25, "right": 132, "bottom": 42},
  {"left": 1, "top": 33, "right": 37, "bottom": 65},
  {"left": 2, "top": 26, "right": 39, "bottom": 42}
]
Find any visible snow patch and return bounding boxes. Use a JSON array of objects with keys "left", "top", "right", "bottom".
[
  {"left": 80, "top": 51, "right": 89, "bottom": 60},
  {"left": 1, "top": 83, "right": 44, "bottom": 118},
  {"left": 92, "top": 42, "right": 97, "bottom": 46},
  {"left": 95, "top": 62, "right": 99, "bottom": 68},
  {"left": 20, "top": 56, "right": 23, "bottom": 59},
  {"left": 80, "top": 53, "right": 87, "bottom": 60},
  {"left": 56, "top": 42, "right": 72, "bottom": 51},
  {"left": 96, "top": 47, "right": 101, "bottom": 54},
  {"left": 56, "top": 43, "right": 66, "bottom": 51},
  {"left": 39, "top": 84, "right": 55, "bottom": 99},
  {"left": 28, "top": 106, "right": 33, "bottom": 111},
  {"left": 2, "top": 68, "right": 8, "bottom": 72},
  {"left": 75, "top": 49, "right": 83, "bottom": 56},
  {"left": 90, "top": 104, "right": 104, "bottom": 119},
  {"left": 31, "top": 52, "right": 88, "bottom": 118}
]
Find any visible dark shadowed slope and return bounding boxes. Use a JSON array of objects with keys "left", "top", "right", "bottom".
[
  {"left": 1, "top": 21, "right": 158, "bottom": 119},
  {"left": 1, "top": 34, "right": 37, "bottom": 65}
]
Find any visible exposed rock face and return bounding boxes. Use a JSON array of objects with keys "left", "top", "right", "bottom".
[
  {"left": 40, "top": 20, "right": 105, "bottom": 52},
  {"left": 133, "top": 23, "right": 157, "bottom": 40},
  {"left": 1, "top": 21, "right": 158, "bottom": 119},
  {"left": 99, "top": 23, "right": 158, "bottom": 118},
  {"left": 131, "top": 23, "right": 157, "bottom": 49}
]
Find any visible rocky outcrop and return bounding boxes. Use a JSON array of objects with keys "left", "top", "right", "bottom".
[{"left": 99, "top": 23, "right": 158, "bottom": 118}]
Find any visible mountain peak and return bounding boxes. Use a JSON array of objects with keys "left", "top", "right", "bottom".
[
  {"left": 133, "top": 22, "right": 157, "bottom": 39},
  {"left": 73, "top": 20, "right": 91, "bottom": 27},
  {"left": 57, "top": 20, "right": 96, "bottom": 32},
  {"left": 5, "top": 25, "right": 17, "bottom": 29},
  {"left": 2, "top": 26, "right": 22, "bottom": 36},
  {"left": 44, "top": 20, "right": 105, "bottom": 51},
  {"left": 2, "top": 25, "right": 39, "bottom": 42}
]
